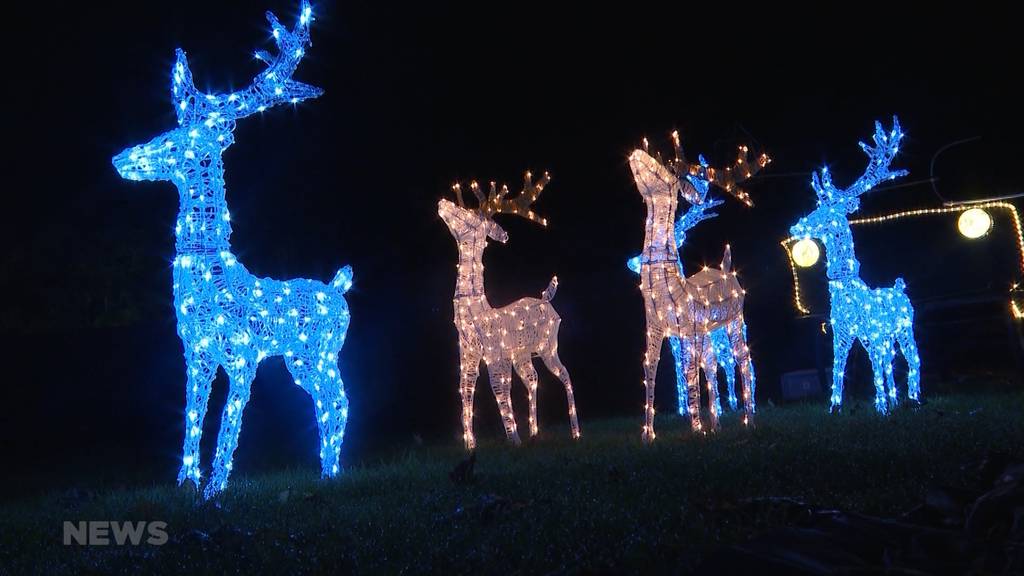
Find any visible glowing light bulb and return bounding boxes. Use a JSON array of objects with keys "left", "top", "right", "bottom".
[
  {"left": 791, "top": 237, "right": 820, "bottom": 267},
  {"left": 958, "top": 208, "right": 992, "bottom": 239}
]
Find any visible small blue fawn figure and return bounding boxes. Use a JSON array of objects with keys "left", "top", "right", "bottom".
[
  {"left": 627, "top": 157, "right": 750, "bottom": 416},
  {"left": 112, "top": 3, "right": 354, "bottom": 499},
  {"left": 790, "top": 117, "right": 922, "bottom": 414}
]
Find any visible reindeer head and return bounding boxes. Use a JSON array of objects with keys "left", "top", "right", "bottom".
[
  {"left": 628, "top": 131, "right": 770, "bottom": 207},
  {"left": 438, "top": 171, "right": 550, "bottom": 247},
  {"left": 626, "top": 194, "right": 724, "bottom": 274},
  {"left": 790, "top": 117, "right": 908, "bottom": 244},
  {"left": 112, "top": 2, "right": 322, "bottom": 183}
]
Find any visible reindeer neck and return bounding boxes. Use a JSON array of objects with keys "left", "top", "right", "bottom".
[
  {"left": 453, "top": 235, "right": 489, "bottom": 302},
  {"left": 641, "top": 195, "right": 680, "bottom": 264},
  {"left": 171, "top": 157, "right": 234, "bottom": 258},
  {"left": 821, "top": 220, "right": 861, "bottom": 281}
]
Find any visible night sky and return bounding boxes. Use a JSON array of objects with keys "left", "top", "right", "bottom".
[{"left": 4, "top": 2, "right": 1021, "bottom": 495}]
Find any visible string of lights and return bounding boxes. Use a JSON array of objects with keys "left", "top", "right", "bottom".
[{"left": 784, "top": 200, "right": 1024, "bottom": 319}]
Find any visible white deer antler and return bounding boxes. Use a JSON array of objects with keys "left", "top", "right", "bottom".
[{"left": 669, "top": 131, "right": 770, "bottom": 207}]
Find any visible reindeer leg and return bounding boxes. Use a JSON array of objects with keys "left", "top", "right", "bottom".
[
  {"left": 459, "top": 347, "right": 481, "bottom": 450},
  {"left": 684, "top": 336, "right": 704, "bottom": 433},
  {"left": 204, "top": 358, "right": 257, "bottom": 499},
  {"left": 513, "top": 355, "right": 541, "bottom": 438},
  {"left": 488, "top": 359, "right": 520, "bottom": 446},
  {"left": 867, "top": 344, "right": 889, "bottom": 415},
  {"left": 830, "top": 331, "right": 855, "bottom": 413},
  {"left": 539, "top": 351, "right": 580, "bottom": 440},
  {"left": 642, "top": 329, "right": 664, "bottom": 443},
  {"left": 289, "top": 356, "right": 348, "bottom": 478},
  {"left": 179, "top": 349, "right": 216, "bottom": 487},
  {"left": 703, "top": 342, "right": 721, "bottom": 430},
  {"left": 726, "top": 317, "right": 756, "bottom": 422},
  {"left": 716, "top": 329, "right": 739, "bottom": 411},
  {"left": 668, "top": 337, "right": 689, "bottom": 417},
  {"left": 883, "top": 341, "right": 899, "bottom": 410},
  {"left": 897, "top": 326, "right": 921, "bottom": 403}
]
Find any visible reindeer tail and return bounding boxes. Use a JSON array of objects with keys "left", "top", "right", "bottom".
[
  {"left": 332, "top": 265, "right": 354, "bottom": 294},
  {"left": 541, "top": 276, "right": 559, "bottom": 301},
  {"left": 721, "top": 244, "right": 732, "bottom": 273},
  {"left": 894, "top": 277, "right": 906, "bottom": 292}
]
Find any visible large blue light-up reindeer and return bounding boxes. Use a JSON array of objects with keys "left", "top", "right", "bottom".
[
  {"left": 790, "top": 117, "right": 922, "bottom": 414},
  {"left": 627, "top": 159, "right": 750, "bottom": 416},
  {"left": 112, "top": 3, "right": 354, "bottom": 499}
]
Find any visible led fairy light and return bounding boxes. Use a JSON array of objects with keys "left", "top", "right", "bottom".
[
  {"left": 112, "top": 3, "right": 354, "bottom": 499},
  {"left": 630, "top": 132, "right": 768, "bottom": 441},
  {"left": 789, "top": 117, "right": 922, "bottom": 414},
  {"left": 785, "top": 199, "right": 1024, "bottom": 319},
  {"left": 438, "top": 172, "right": 580, "bottom": 450},
  {"left": 626, "top": 157, "right": 746, "bottom": 415}
]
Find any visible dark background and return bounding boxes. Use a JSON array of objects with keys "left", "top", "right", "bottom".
[{"left": 3, "top": 1, "right": 1022, "bottom": 496}]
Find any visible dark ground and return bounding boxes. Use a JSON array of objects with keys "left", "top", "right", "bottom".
[{"left": 3, "top": 392, "right": 1022, "bottom": 574}]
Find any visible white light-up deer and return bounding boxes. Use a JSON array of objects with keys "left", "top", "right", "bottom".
[
  {"left": 627, "top": 173, "right": 749, "bottom": 416},
  {"left": 438, "top": 172, "right": 580, "bottom": 449},
  {"left": 789, "top": 117, "right": 921, "bottom": 413},
  {"left": 112, "top": 3, "right": 353, "bottom": 499},
  {"left": 631, "top": 133, "right": 768, "bottom": 441}
]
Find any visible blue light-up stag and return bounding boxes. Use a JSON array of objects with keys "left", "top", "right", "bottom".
[
  {"left": 789, "top": 117, "right": 921, "bottom": 414},
  {"left": 627, "top": 167, "right": 749, "bottom": 417},
  {"left": 112, "top": 4, "right": 353, "bottom": 499}
]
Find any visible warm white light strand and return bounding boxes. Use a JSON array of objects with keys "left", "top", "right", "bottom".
[{"left": 785, "top": 200, "right": 1024, "bottom": 320}]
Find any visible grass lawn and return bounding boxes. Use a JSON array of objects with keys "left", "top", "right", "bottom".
[{"left": 3, "top": 392, "right": 1023, "bottom": 574}]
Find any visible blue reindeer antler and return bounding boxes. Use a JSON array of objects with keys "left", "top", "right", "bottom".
[
  {"left": 674, "top": 196, "right": 723, "bottom": 248},
  {"left": 812, "top": 116, "right": 909, "bottom": 203},
  {"left": 172, "top": 1, "right": 322, "bottom": 126}
]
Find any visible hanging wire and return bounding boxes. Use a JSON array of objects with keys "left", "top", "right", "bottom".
[{"left": 929, "top": 136, "right": 981, "bottom": 203}]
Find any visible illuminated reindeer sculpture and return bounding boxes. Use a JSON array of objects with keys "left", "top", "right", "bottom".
[
  {"left": 438, "top": 172, "right": 580, "bottom": 450},
  {"left": 631, "top": 133, "right": 768, "bottom": 441},
  {"left": 112, "top": 4, "right": 354, "bottom": 499},
  {"left": 622, "top": 152, "right": 753, "bottom": 414},
  {"left": 789, "top": 117, "right": 921, "bottom": 413},
  {"left": 627, "top": 181, "right": 747, "bottom": 417}
]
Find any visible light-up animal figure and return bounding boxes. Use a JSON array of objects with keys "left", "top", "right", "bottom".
[
  {"left": 112, "top": 4, "right": 353, "bottom": 499},
  {"left": 632, "top": 133, "right": 768, "bottom": 441},
  {"left": 628, "top": 163, "right": 749, "bottom": 416},
  {"left": 438, "top": 172, "right": 580, "bottom": 450},
  {"left": 789, "top": 117, "right": 921, "bottom": 413}
]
